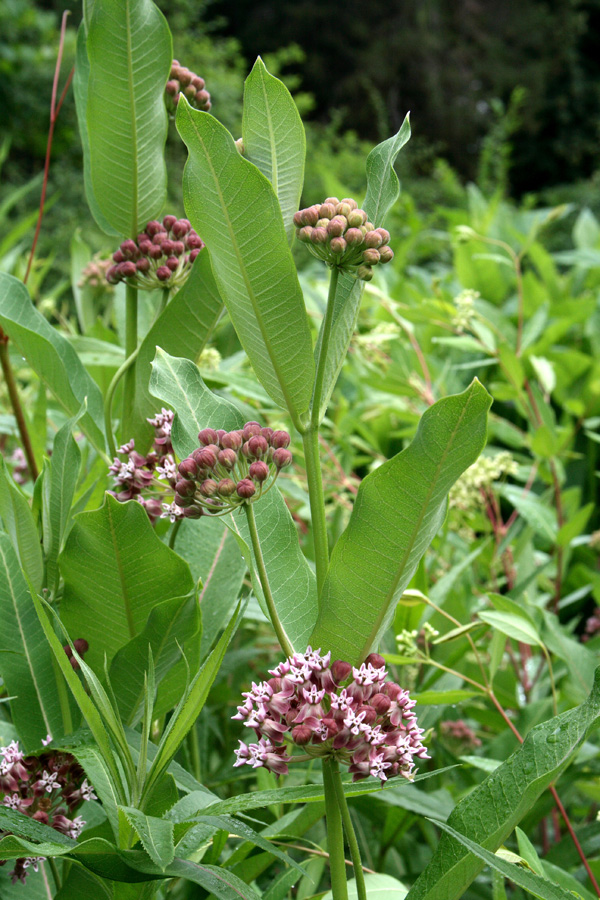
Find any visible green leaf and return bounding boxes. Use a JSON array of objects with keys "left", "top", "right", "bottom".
[
  {"left": 118, "top": 807, "right": 175, "bottom": 870},
  {"left": 0, "top": 807, "right": 75, "bottom": 848},
  {"left": 191, "top": 814, "right": 305, "bottom": 874},
  {"left": 131, "top": 250, "right": 224, "bottom": 448},
  {"left": 478, "top": 611, "right": 542, "bottom": 647},
  {"left": 86, "top": 0, "right": 172, "bottom": 236},
  {"left": 73, "top": 24, "right": 119, "bottom": 236},
  {"left": 411, "top": 689, "right": 480, "bottom": 705},
  {"left": 405, "top": 668, "right": 600, "bottom": 900},
  {"left": 150, "top": 350, "right": 318, "bottom": 650},
  {"left": 174, "top": 516, "right": 245, "bottom": 659},
  {"left": 149, "top": 349, "right": 242, "bottom": 454},
  {"left": 60, "top": 494, "right": 195, "bottom": 671},
  {"left": 310, "top": 380, "right": 492, "bottom": 664},
  {"left": 128, "top": 855, "right": 262, "bottom": 899},
  {"left": 0, "top": 535, "right": 63, "bottom": 749},
  {"left": 242, "top": 57, "right": 305, "bottom": 244},
  {"left": 324, "top": 873, "right": 409, "bottom": 900},
  {"left": 430, "top": 820, "right": 577, "bottom": 900},
  {"left": 0, "top": 274, "right": 106, "bottom": 453},
  {"left": 70, "top": 230, "right": 98, "bottom": 334},
  {"left": 0, "top": 455, "right": 43, "bottom": 592},
  {"left": 144, "top": 602, "right": 242, "bottom": 799},
  {"left": 497, "top": 484, "right": 557, "bottom": 542},
  {"left": 176, "top": 100, "right": 314, "bottom": 424},
  {"left": 363, "top": 114, "right": 411, "bottom": 227},
  {"left": 109, "top": 591, "right": 200, "bottom": 726},
  {"left": 43, "top": 407, "right": 84, "bottom": 595}
]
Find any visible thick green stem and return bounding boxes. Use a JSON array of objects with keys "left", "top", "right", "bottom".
[
  {"left": 311, "top": 265, "right": 340, "bottom": 428},
  {"left": 104, "top": 344, "right": 140, "bottom": 460},
  {"left": 331, "top": 760, "right": 367, "bottom": 900},
  {"left": 302, "top": 427, "right": 329, "bottom": 594},
  {"left": 322, "top": 758, "right": 349, "bottom": 900},
  {"left": 0, "top": 336, "right": 39, "bottom": 480},
  {"left": 121, "top": 282, "right": 138, "bottom": 438},
  {"left": 244, "top": 502, "right": 294, "bottom": 657}
]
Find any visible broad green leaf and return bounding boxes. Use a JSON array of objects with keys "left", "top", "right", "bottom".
[
  {"left": 86, "top": 0, "right": 172, "bottom": 236},
  {"left": 43, "top": 408, "right": 84, "bottom": 595},
  {"left": 128, "top": 855, "right": 261, "bottom": 899},
  {"left": 0, "top": 274, "right": 106, "bottom": 453},
  {"left": 131, "top": 250, "right": 224, "bottom": 448},
  {"left": 55, "top": 865, "right": 114, "bottom": 900},
  {"left": 310, "top": 380, "right": 492, "bottom": 664},
  {"left": 144, "top": 602, "right": 242, "bottom": 798},
  {"left": 0, "top": 807, "right": 75, "bottom": 847},
  {"left": 149, "top": 349, "right": 242, "bottom": 453},
  {"left": 118, "top": 807, "right": 174, "bottom": 870},
  {"left": 174, "top": 516, "right": 245, "bottom": 659},
  {"left": 60, "top": 495, "right": 195, "bottom": 671},
  {"left": 242, "top": 57, "right": 305, "bottom": 244},
  {"left": 405, "top": 667, "right": 600, "bottom": 900},
  {"left": 110, "top": 591, "right": 200, "bottom": 725},
  {"left": 0, "top": 535, "right": 63, "bottom": 749},
  {"left": 73, "top": 24, "right": 118, "bottom": 236},
  {"left": 0, "top": 455, "right": 43, "bottom": 591},
  {"left": 176, "top": 100, "right": 314, "bottom": 424},
  {"left": 431, "top": 820, "right": 577, "bottom": 900},
  {"left": 227, "top": 488, "right": 318, "bottom": 652},
  {"left": 150, "top": 351, "right": 318, "bottom": 649},
  {"left": 363, "top": 113, "right": 411, "bottom": 227},
  {"left": 324, "top": 874, "right": 409, "bottom": 900},
  {"left": 478, "top": 611, "right": 542, "bottom": 647}
]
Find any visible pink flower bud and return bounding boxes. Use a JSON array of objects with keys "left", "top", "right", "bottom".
[
  {"left": 148, "top": 244, "right": 163, "bottom": 259},
  {"left": 117, "top": 261, "right": 137, "bottom": 278},
  {"left": 175, "top": 492, "right": 194, "bottom": 507},
  {"left": 310, "top": 227, "right": 329, "bottom": 245},
  {"left": 248, "top": 435, "right": 268, "bottom": 458},
  {"left": 292, "top": 724, "right": 312, "bottom": 745},
  {"left": 297, "top": 226, "right": 314, "bottom": 242},
  {"left": 200, "top": 478, "right": 218, "bottom": 496},
  {"left": 330, "top": 237, "right": 347, "bottom": 255},
  {"left": 375, "top": 228, "right": 390, "bottom": 244},
  {"left": 146, "top": 220, "right": 165, "bottom": 237},
  {"left": 192, "top": 76, "right": 205, "bottom": 90},
  {"left": 166, "top": 256, "right": 179, "bottom": 271},
  {"left": 345, "top": 227, "right": 364, "bottom": 245},
  {"left": 243, "top": 421, "right": 262, "bottom": 440},
  {"left": 217, "top": 478, "right": 237, "bottom": 496},
  {"left": 249, "top": 460, "right": 269, "bottom": 482},
  {"left": 73, "top": 638, "right": 89, "bottom": 655},
  {"left": 293, "top": 211, "right": 305, "bottom": 227},
  {"left": 166, "top": 79, "right": 179, "bottom": 96},
  {"left": 318, "top": 203, "right": 336, "bottom": 219},
  {"left": 106, "top": 265, "right": 120, "bottom": 284},
  {"left": 358, "top": 705, "right": 377, "bottom": 724},
  {"left": 196, "top": 89, "right": 210, "bottom": 106},
  {"left": 172, "top": 219, "right": 191, "bottom": 237},
  {"left": 163, "top": 214, "right": 177, "bottom": 231},
  {"left": 327, "top": 215, "right": 347, "bottom": 237},
  {"left": 190, "top": 248, "right": 201, "bottom": 262},
  {"left": 172, "top": 240, "right": 185, "bottom": 255},
  {"left": 198, "top": 428, "right": 218, "bottom": 445},
  {"left": 178, "top": 67, "right": 193, "bottom": 87},
  {"left": 347, "top": 209, "right": 367, "bottom": 228},
  {"left": 365, "top": 652, "right": 386, "bottom": 669},
  {"left": 186, "top": 233, "right": 203, "bottom": 250},
  {"left": 197, "top": 447, "right": 217, "bottom": 468},
  {"left": 379, "top": 246, "right": 394, "bottom": 264},
  {"left": 236, "top": 478, "right": 256, "bottom": 499},
  {"left": 161, "top": 239, "right": 174, "bottom": 255},
  {"left": 271, "top": 430, "right": 291, "bottom": 449},
  {"left": 178, "top": 457, "right": 198, "bottom": 479},
  {"left": 136, "top": 258, "right": 150, "bottom": 272},
  {"left": 273, "top": 448, "right": 292, "bottom": 469},
  {"left": 120, "top": 239, "right": 138, "bottom": 258},
  {"left": 176, "top": 478, "right": 196, "bottom": 497},
  {"left": 363, "top": 248, "right": 381, "bottom": 265},
  {"left": 302, "top": 206, "right": 321, "bottom": 226},
  {"left": 337, "top": 202, "right": 353, "bottom": 218},
  {"left": 324, "top": 196, "right": 340, "bottom": 206},
  {"left": 261, "top": 427, "right": 274, "bottom": 441},
  {"left": 156, "top": 266, "right": 172, "bottom": 281},
  {"left": 332, "top": 660, "right": 352, "bottom": 682},
  {"left": 364, "top": 230, "right": 383, "bottom": 249},
  {"left": 218, "top": 449, "right": 237, "bottom": 469},
  {"left": 183, "top": 506, "right": 203, "bottom": 518},
  {"left": 357, "top": 265, "right": 374, "bottom": 281},
  {"left": 222, "top": 431, "right": 243, "bottom": 450},
  {"left": 340, "top": 197, "right": 358, "bottom": 210}
]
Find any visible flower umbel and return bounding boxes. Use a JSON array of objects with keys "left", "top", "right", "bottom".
[
  {"left": 232, "top": 648, "right": 428, "bottom": 783},
  {"left": 106, "top": 216, "right": 204, "bottom": 291},
  {"left": 165, "top": 59, "right": 211, "bottom": 114}
]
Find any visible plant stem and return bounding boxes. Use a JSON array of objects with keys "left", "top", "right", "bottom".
[
  {"left": 168, "top": 517, "right": 182, "bottom": 550},
  {"left": 0, "top": 337, "right": 39, "bottom": 479},
  {"left": 243, "top": 502, "right": 293, "bottom": 656},
  {"left": 104, "top": 344, "right": 140, "bottom": 460},
  {"left": 311, "top": 265, "right": 339, "bottom": 428},
  {"left": 122, "top": 281, "right": 138, "bottom": 437},
  {"left": 302, "top": 427, "right": 330, "bottom": 594},
  {"left": 322, "top": 757, "right": 349, "bottom": 900},
  {"left": 331, "top": 759, "right": 367, "bottom": 900},
  {"left": 47, "top": 857, "right": 61, "bottom": 891}
]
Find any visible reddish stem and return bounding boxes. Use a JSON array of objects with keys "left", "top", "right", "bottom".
[{"left": 24, "top": 11, "right": 73, "bottom": 285}]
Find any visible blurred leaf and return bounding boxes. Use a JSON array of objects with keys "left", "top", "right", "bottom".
[
  {"left": 478, "top": 611, "right": 542, "bottom": 647},
  {"left": 242, "top": 57, "right": 305, "bottom": 244},
  {"left": 60, "top": 495, "right": 195, "bottom": 671},
  {"left": 363, "top": 114, "right": 411, "bottom": 227},
  {"left": 311, "top": 380, "right": 492, "bottom": 664},
  {"left": 324, "top": 873, "right": 409, "bottom": 900},
  {"left": 176, "top": 100, "right": 314, "bottom": 423},
  {"left": 86, "top": 0, "right": 172, "bottom": 236},
  {"left": 0, "top": 455, "right": 43, "bottom": 592}
]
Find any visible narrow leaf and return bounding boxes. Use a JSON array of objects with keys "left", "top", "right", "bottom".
[
  {"left": 363, "top": 113, "right": 411, "bottom": 226},
  {"left": 0, "top": 455, "right": 43, "bottom": 591}
]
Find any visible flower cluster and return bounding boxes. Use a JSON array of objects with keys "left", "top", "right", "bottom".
[
  {"left": 449, "top": 451, "right": 519, "bottom": 515},
  {"left": 294, "top": 197, "right": 393, "bottom": 280},
  {"left": 63, "top": 638, "right": 89, "bottom": 671},
  {"left": 172, "top": 422, "right": 293, "bottom": 519},
  {"left": 582, "top": 608, "right": 600, "bottom": 643},
  {"left": 165, "top": 59, "right": 211, "bottom": 114},
  {"left": 9, "top": 448, "right": 28, "bottom": 485},
  {"left": 440, "top": 719, "right": 481, "bottom": 748},
  {"left": 78, "top": 256, "right": 114, "bottom": 291},
  {"left": 108, "top": 409, "right": 178, "bottom": 523},
  {"left": 232, "top": 648, "right": 428, "bottom": 783},
  {"left": 451, "top": 289, "right": 480, "bottom": 333},
  {"left": 106, "top": 216, "right": 204, "bottom": 290},
  {"left": 0, "top": 741, "right": 97, "bottom": 885}
]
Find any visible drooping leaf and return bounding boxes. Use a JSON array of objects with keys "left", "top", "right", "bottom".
[
  {"left": 59, "top": 495, "right": 195, "bottom": 671},
  {"left": 405, "top": 668, "right": 600, "bottom": 900},
  {"left": 176, "top": 100, "right": 314, "bottom": 424},
  {"left": 242, "top": 57, "right": 305, "bottom": 244},
  {"left": 363, "top": 113, "right": 411, "bottom": 227},
  {"left": 0, "top": 535, "right": 63, "bottom": 749},
  {"left": 130, "top": 250, "right": 224, "bottom": 449},
  {"left": 0, "top": 455, "right": 43, "bottom": 592},
  {"left": 86, "top": 0, "right": 172, "bottom": 236},
  {"left": 310, "top": 380, "right": 492, "bottom": 664},
  {"left": 0, "top": 274, "right": 106, "bottom": 453}
]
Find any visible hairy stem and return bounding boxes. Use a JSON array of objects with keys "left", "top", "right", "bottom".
[
  {"left": 322, "top": 757, "right": 349, "bottom": 900},
  {"left": 244, "top": 502, "right": 293, "bottom": 656},
  {"left": 0, "top": 338, "right": 39, "bottom": 480},
  {"left": 311, "top": 265, "right": 340, "bottom": 427},
  {"left": 302, "top": 427, "right": 330, "bottom": 594},
  {"left": 331, "top": 759, "right": 367, "bottom": 900},
  {"left": 122, "top": 282, "right": 139, "bottom": 437},
  {"left": 104, "top": 344, "right": 140, "bottom": 460}
]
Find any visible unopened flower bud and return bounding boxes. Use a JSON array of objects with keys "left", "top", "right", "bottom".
[
  {"left": 197, "top": 447, "right": 217, "bottom": 468},
  {"left": 175, "top": 492, "right": 194, "bottom": 507},
  {"left": 156, "top": 266, "right": 172, "bottom": 281},
  {"left": 375, "top": 228, "right": 390, "bottom": 244},
  {"left": 166, "top": 79, "right": 179, "bottom": 96},
  {"left": 261, "top": 427, "right": 274, "bottom": 441},
  {"left": 324, "top": 196, "right": 340, "bottom": 206},
  {"left": 330, "top": 236, "right": 347, "bottom": 255},
  {"left": 248, "top": 435, "right": 268, "bottom": 458},
  {"left": 222, "top": 431, "right": 243, "bottom": 450},
  {"left": 178, "top": 457, "right": 198, "bottom": 479},
  {"left": 118, "top": 261, "right": 137, "bottom": 278},
  {"left": 293, "top": 211, "right": 305, "bottom": 227},
  {"left": 121, "top": 239, "right": 138, "bottom": 258},
  {"left": 175, "top": 479, "right": 196, "bottom": 497},
  {"left": 73, "top": 638, "right": 89, "bottom": 655},
  {"left": 357, "top": 265, "right": 374, "bottom": 281},
  {"left": 311, "top": 227, "right": 329, "bottom": 245},
  {"left": 199, "top": 478, "right": 218, "bottom": 496},
  {"left": 217, "top": 478, "right": 237, "bottom": 496},
  {"left": 243, "top": 421, "right": 262, "bottom": 439},
  {"left": 371, "top": 693, "right": 391, "bottom": 715},
  {"left": 358, "top": 705, "right": 377, "bottom": 724},
  {"left": 163, "top": 214, "right": 177, "bottom": 231},
  {"left": 186, "top": 233, "right": 204, "bottom": 250},
  {"left": 273, "top": 448, "right": 292, "bottom": 469},
  {"left": 318, "top": 203, "right": 336, "bottom": 219},
  {"left": 236, "top": 478, "right": 256, "bottom": 499},
  {"left": 218, "top": 449, "right": 237, "bottom": 469},
  {"left": 192, "top": 76, "right": 205, "bottom": 90},
  {"left": 327, "top": 215, "right": 347, "bottom": 237},
  {"left": 337, "top": 202, "right": 353, "bottom": 218},
  {"left": 172, "top": 219, "right": 191, "bottom": 237},
  {"left": 365, "top": 652, "right": 386, "bottom": 669},
  {"left": 345, "top": 228, "right": 363, "bottom": 245},
  {"left": 184, "top": 84, "right": 197, "bottom": 101},
  {"left": 363, "top": 248, "right": 381, "bottom": 265},
  {"left": 63, "top": 645, "right": 73, "bottom": 659},
  {"left": 340, "top": 197, "right": 358, "bottom": 210},
  {"left": 136, "top": 258, "right": 150, "bottom": 272},
  {"left": 183, "top": 506, "right": 203, "bottom": 518},
  {"left": 347, "top": 209, "right": 366, "bottom": 228},
  {"left": 379, "top": 246, "right": 394, "bottom": 264},
  {"left": 146, "top": 220, "right": 164, "bottom": 237},
  {"left": 249, "top": 460, "right": 269, "bottom": 482},
  {"left": 198, "top": 428, "right": 219, "bottom": 446},
  {"left": 297, "top": 226, "right": 313, "bottom": 242},
  {"left": 271, "top": 430, "right": 290, "bottom": 448},
  {"left": 332, "top": 660, "right": 352, "bottom": 682},
  {"left": 364, "top": 230, "right": 383, "bottom": 249},
  {"left": 292, "top": 724, "right": 313, "bottom": 745},
  {"left": 166, "top": 256, "right": 179, "bottom": 271}
]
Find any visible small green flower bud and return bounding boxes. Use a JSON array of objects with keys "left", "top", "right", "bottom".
[
  {"left": 379, "top": 246, "right": 394, "bottom": 263},
  {"left": 336, "top": 202, "right": 353, "bottom": 218},
  {"left": 327, "top": 215, "right": 347, "bottom": 237},
  {"left": 345, "top": 228, "right": 364, "bottom": 245},
  {"left": 340, "top": 197, "right": 358, "bottom": 210},
  {"left": 375, "top": 227, "right": 390, "bottom": 244},
  {"left": 217, "top": 478, "right": 237, "bottom": 496},
  {"left": 310, "top": 227, "right": 329, "bottom": 245},
  {"left": 364, "top": 230, "right": 383, "bottom": 249},
  {"left": 363, "top": 248, "right": 381, "bottom": 265},
  {"left": 364, "top": 221, "right": 375, "bottom": 232},
  {"left": 330, "top": 236, "right": 347, "bottom": 255},
  {"left": 318, "top": 203, "right": 336, "bottom": 219},
  {"left": 316, "top": 218, "right": 330, "bottom": 228},
  {"left": 297, "top": 226, "right": 313, "bottom": 242},
  {"left": 357, "top": 265, "right": 374, "bottom": 281},
  {"left": 347, "top": 209, "right": 367, "bottom": 228}
]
